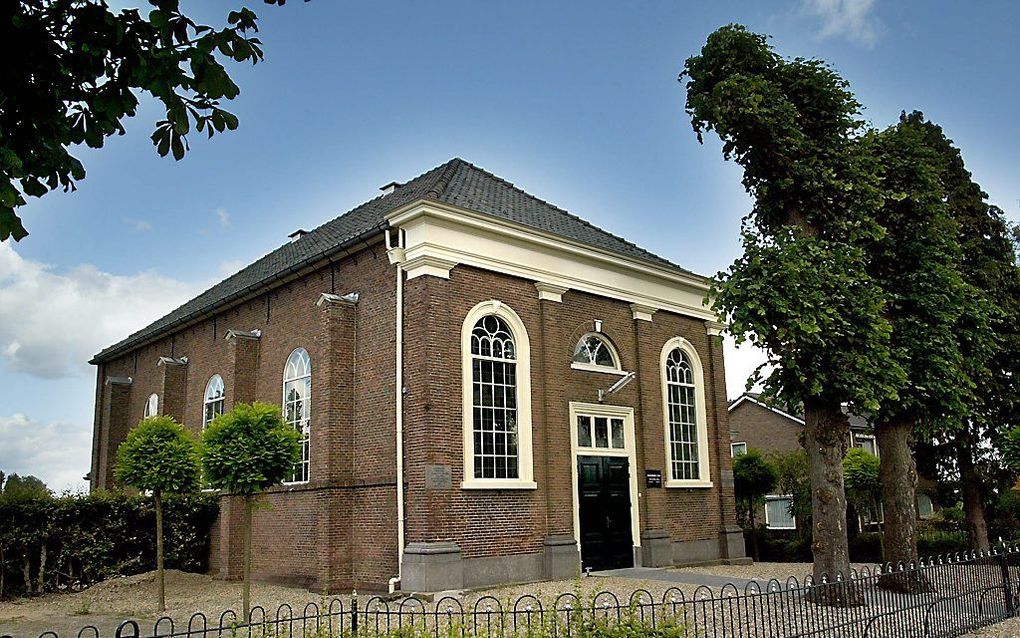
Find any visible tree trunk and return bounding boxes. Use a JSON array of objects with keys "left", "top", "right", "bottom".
[
  {"left": 876, "top": 418, "right": 929, "bottom": 592},
  {"left": 22, "top": 553, "right": 31, "bottom": 595},
  {"left": 37, "top": 543, "right": 47, "bottom": 595},
  {"left": 803, "top": 399, "right": 861, "bottom": 606},
  {"left": 242, "top": 494, "right": 253, "bottom": 622},
  {"left": 748, "top": 500, "right": 760, "bottom": 562},
  {"left": 958, "top": 445, "right": 990, "bottom": 551},
  {"left": 155, "top": 490, "right": 166, "bottom": 613}
]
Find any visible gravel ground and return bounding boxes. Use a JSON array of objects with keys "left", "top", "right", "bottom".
[
  {"left": 677, "top": 561, "right": 878, "bottom": 585},
  {"left": 1, "top": 564, "right": 1016, "bottom": 638},
  {"left": 962, "top": 616, "right": 1020, "bottom": 637}
]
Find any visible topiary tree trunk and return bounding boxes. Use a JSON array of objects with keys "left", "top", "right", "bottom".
[
  {"left": 242, "top": 494, "right": 253, "bottom": 621},
  {"left": 154, "top": 489, "right": 166, "bottom": 612}
]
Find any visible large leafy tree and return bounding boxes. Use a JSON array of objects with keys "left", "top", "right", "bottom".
[
  {"left": 115, "top": 416, "right": 201, "bottom": 612},
  {"left": 863, "top": 115, "right": 989, "bottom": 586},
  {"left": 1, "top": 0, "right": 294, "bottom": 241},
  {"left": 732, "top": 449, "right": 777, "bottom": 562},
  {"left": 201, "top": 402, "right": 300, "bottom": 621},
  {"left": 908, "top": 116, "right": 1020, "bottom": 551},
  {"left": 681, "top": 25, "right": 902, "bottom": 599}
]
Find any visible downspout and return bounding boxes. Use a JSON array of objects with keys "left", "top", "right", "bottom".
[{"left": 387, "top": 229, "right": 406, "bottom": 594}]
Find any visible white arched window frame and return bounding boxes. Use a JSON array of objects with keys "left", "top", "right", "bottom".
[
  {"left": 203, "top": 374, "right": 225, "bottom": 428},
  {"left": 570, "top": 333, "right": 626, "bottom": 375},
  {"left": 661, "top": 337, "right": 712, "bottom": 488},
  {"left": 283, "top": 348, "right": 312, "bottom": 484},
  {"left": 143, "top": 393, "right": 159, "bottom": 418},
  {"left": 461, "top": 300, "right": 535, "bottom": 490}
]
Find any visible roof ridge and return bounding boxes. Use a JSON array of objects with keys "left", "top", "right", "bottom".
[
  {"left": 424, "top": 157, "right": 464, "bottom": 199},
  {"left": 449, "top": 159, "right": 695, "bottom": 275}
]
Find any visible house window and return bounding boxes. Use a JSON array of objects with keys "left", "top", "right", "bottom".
[
  {"left": 855, "top": 434, "right": 878, "bottom": 457},
  {"left": 571, "top": 333, "right": 621, "bottom": 372},
  {"left": 203, "top": 374, "right": 225, "bottom": 428},
  {"left": 731, "top": 442, "right": 747, "bottom": 457},
  {"left": 765, "top": 495, "right": 796, "bottom": 530},
  {"left": 661, "top": 338, "right": 711, "bottom": 486},
  {"left": 283, "top": 348, "right": 311, "bottom": 483},
  {"left": 577, "top": 415, "right": 625, "bottom": 450},
  {"left": 461, "top": 300, "right": 534, "bottom": 489},
  {"left": 143, "top": 393, "right": 159, "bottom": 418},
  {"left": 917, "top": 494, "right": 935, "bottom": 519}
]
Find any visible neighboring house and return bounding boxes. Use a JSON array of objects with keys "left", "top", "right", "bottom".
[
  {"left": 728, "top": 392, "right": 935, "bottom": 531},
  {"left": 89, "top": 158, "right": 746, "bottom": 593}
]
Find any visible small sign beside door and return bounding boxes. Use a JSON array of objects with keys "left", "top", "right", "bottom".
[{"left": 645, "top": 469, "right": 662, "bottom": 488}]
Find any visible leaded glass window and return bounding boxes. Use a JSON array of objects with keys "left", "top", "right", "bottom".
[
  {"left": 203, "top": 375, "right": 225, "bottom": 428},
  {"left": 283, "top": 348, "right": 311, "bottom": 483},
  {"left": 665, "top": 348, "right": 700, "bottom": 481},
  {"left": 572, "top": 334, "right": 617, "bottom": 368},
  {"left": 143, "top": 393, "right": 159, "bottom": 418},
  {"left": 471, "top": 315, "right": 519, "bottom": 479}
]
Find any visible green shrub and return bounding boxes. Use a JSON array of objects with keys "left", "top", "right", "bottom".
[
  {"left": 0, "top": 491, "right": 217, "bottom": 599},
  {"left": 917, "top": 531, "right": 971, "bottom": 557},
  {"left": 849, "top": 532, "right": 883, "bottom": 563}
]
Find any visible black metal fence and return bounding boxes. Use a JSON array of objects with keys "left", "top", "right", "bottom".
[{"left": 6, "top": 544, "right": 1020, "bottom": 638}]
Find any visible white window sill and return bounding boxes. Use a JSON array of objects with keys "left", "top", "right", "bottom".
[
  {"left": 767, "top": 526, "right": 797, "bottom": 531},
  {"left": 570, "top": 362, "right": 629, "bottom": 376},
  {"left": 461, "top": 479, "right": 538, "bottom": 490},
  {"left": 665, "top": 480, "right": 714, "bottom": 489}
]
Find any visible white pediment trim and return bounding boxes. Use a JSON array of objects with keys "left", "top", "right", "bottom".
[{"left": 386, "top": 202, "right": 717, "bottom": 322}]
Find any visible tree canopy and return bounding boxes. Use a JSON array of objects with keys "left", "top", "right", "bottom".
[
  {"left": 200, "top": 401, "right": 300, "bottom": 495},
  {"left": 115, "top": 416, "right": 201, "bottom": 495},
  {"left": 682, "top": 24, "right": 903, "bottom": 413},
  {"left": 1, "top": 0, "right": 294, "bottom": 241}
]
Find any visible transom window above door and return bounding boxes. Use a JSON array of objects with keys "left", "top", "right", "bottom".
[{"left": 577, "top": 415, "right": 625, "bottom": 450}]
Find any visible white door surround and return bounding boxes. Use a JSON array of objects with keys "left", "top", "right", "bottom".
[{"left": 567, "top": 401, "right": 642, "bottom": 565}]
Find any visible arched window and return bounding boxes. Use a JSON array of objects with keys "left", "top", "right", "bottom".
[
  {"left": 283, "top": 348, "right": 312, "bottom": 483},
  {"left": 203, "top": 374, "right": 225, "bottom": 428},
  {"left": 571, "top": 333, "right": 620, "bottom": 372},
  {"left": 143, "top": 393, "right": 159, "bottom": 418},
  {"left": 462, "top": 301, "right": 534, "bottom": 489},
  {"left": 661, "top": 338, "right": 711, "bottom": 487}
]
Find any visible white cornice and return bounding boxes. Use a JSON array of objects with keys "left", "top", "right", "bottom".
[
  {"left": 535, "top": 282, "right": 568, "bottom": 302},
  {"left": 157, "top": 356, "right": 188, "bottom": 367},
  {"left": 224, "top": 329, "right": 262, "bottom": 341},
  {"left": 387, "top": 202, "right": 717, "bottom": 322},
  {"left": 315, "top": 292, "right": 360, "bottom": 307}
]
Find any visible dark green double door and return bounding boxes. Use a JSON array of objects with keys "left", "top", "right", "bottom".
[{"left": 577, "top": 455, "right": 633, "bottom": 571}]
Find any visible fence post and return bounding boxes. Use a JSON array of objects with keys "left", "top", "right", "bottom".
[
  {"left": 351, "top": 589, "right": 359, "bottom": 637},
  {"left": 998, "top": 542, "right": 1016, "bottom": 616}
]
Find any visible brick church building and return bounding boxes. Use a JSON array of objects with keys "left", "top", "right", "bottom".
[{"left": 89, "top": 158, "right": 745, "bottom": 593}]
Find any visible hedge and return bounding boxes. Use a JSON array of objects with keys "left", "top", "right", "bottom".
[{"left": 0, "top": 491, "right": 218, "bottom": 599}]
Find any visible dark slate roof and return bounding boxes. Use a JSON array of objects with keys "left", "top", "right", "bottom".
[
  {"left": 92, "top": 158, "right": 701, "bottom": 363},
  {"left": 729, "top": 392, "right": 873, "bottom": 430}
]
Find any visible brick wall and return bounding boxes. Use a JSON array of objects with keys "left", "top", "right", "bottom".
[
  {"left": 728, "top": 400, "right": 804, "bottom": 456},
  {"left": 401, "top": 264, "right": 736, "bottom": 561},
  {"left": 91, "top": 243, "right": 398, "bottom": 591},
  {"left": 92, "top": 245, "right": 739, "bottom": 590}
]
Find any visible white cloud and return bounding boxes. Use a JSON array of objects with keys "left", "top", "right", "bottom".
[
  {"left": 215, "top": 207, "right": 231, "bottom": 229},
  {"left": 802, "top": 0, "right": 881, "bottom": 47},
  {"left": 122, "top": 217, "right": 153, "bottom": 232},
  {"left": 0, "top": 413, "right": 92, "bottom": 494},
  {"left": 0, "top": 243, "right": 199, "bottom": 379},
  {"left": 723, "top": 334, "right": 770, "bottom": 399},
  {"left": 218, "top": 260, "right": 245, "bottom": 278}
]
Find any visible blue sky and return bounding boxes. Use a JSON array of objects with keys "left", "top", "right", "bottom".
[{"left": 1, "top": 0, "right": 1017, "bottom": 491}]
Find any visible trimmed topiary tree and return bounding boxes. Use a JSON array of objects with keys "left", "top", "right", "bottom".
[
  {"left": 200, "top": 402, "right": 300, "bottom": 620},
  {"left": 114, "top": 416, "right": 201, "bottom": 612}
]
